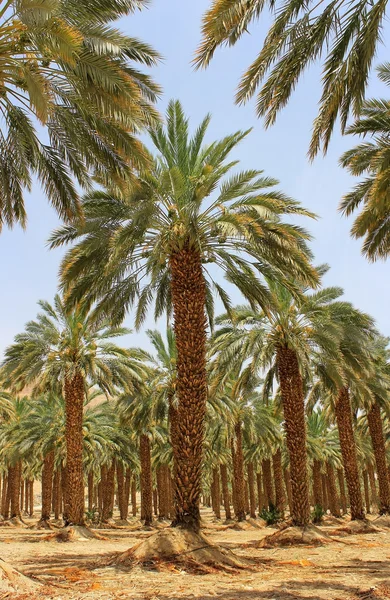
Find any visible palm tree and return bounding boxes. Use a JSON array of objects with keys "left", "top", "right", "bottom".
[
  {"left": 310, "top": 303, "right": 377, "bottom": 521},
  {"left": 210, "top": 282, "right": 343, "bottom": 526},
  {"left": 0, "top": 0, "right": 160, "bottom": 230},
  {"left": 196, "top": 0, "right": 387, "bottom": 157},
  {"left": 339, "top": 64, "right": 390, "bottom": 261},
  {"left": 50, "top": 100, "right": 318, "bottom": 532},
  {"left": 1, "top": 295, "right": 146, "bottom": 526}
]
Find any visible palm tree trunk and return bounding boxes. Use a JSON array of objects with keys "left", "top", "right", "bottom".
[
  {"left": 220, "top": 464, "right": 231, "bottom": 520},
  {"left": 277, "top": 346, "right": 310, "bottom": 525},
  {"left": 363, "top": 469, "right": 370, "bottom": 514},
  {"left": 41, "top": 451, "right": 55, "bottom": 522},
  {"left": 326, "top": 462, "right": 340, "bottom": 517},
  {"left": 283, "top": 468, "right": 292, "bottom": 512},
  {"left": 116, "top": 462, "right": 126, "bottom": 520},
  {"left": 321, "top": 474, "right": 328, "bottom": 511},
  {"left": 247, "top": 462, "right": 257, "bottom": 519},
  {"left": 24, "top": 479, "right": 29, "bottom": 515},
  {"left": 368, "top": 465, "right": 378, "bottom": 511},
  {"left": 88, "top": 472, "right": 94, "bottom": 513},
  {"left": 20, "top": 480, "right": 24, "bottom": 515},
  {"left": 256, "top": 472, "right": 264, "bottom": 512},
  {"left": 170, "top": 248, "right": 207, "bottom": 532},
  {"left": 262, "top": 458, "right": 274, "bottom": 508},
  {"left": 64, "top": 371, "right": 85, "bottom": 525},
  {"left": 337, "top": 468, "right": 347, "bottom": 514},
  {"left": 124, "top": 469, "right": 131, "bottom": 520},
  {"left": 140, "top": 434, "right": 153, "bottom": 526},
  {"left": 367, "top": 402, "right": 390, "bottom": 514},
  {"left": 131, "top": 478, "right": 137, "bottom": 517},
  {"left": 232, "top": 423, "right": 246, "bottom": 521},
  {"left": 334, "top": 387, "right": 364, "bottom": 520},
  {"left": 212, "top": 467, "right": 221, "bottom": 519},
  {"left": 9, "top": 462, "right": 22, "bottom": 520},
  {"left": 1, "top": 475, "right": 7, "bottom": 517},
  {"left": 272, "top": 449, "right": 285, "bottom": 517},
  {"left": 29, "top": 480, "right": 34, "bottom": 517},
  {"left": 312, "top": 460, "right": 323, "bottom": 508},
  {"left": 53, "top": 470, "right": 61, "bottom": 520}
]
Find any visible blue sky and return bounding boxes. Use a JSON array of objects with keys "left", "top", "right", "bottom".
[{"left": 0, "top": 0, "right": 389, "bottom": 357}]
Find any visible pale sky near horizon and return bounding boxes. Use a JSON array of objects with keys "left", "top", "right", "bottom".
[{"left": 0, "top": 0, "right": 389, "bottom": 359}]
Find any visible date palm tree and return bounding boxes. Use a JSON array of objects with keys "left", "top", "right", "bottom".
[
  {"left": 196, "top": 0, "right": 387, "bottom": 157},
  {"left": 0, "top": 0, "right": 160, "bottom": 230},
  {"left": 210, "top": 282, "right": 344, "bottom": 526},
  {"left": 1, "top": 295, "right": 146, "bottom": 526},
  {"left": 50, "top": 100, "right": 318, "bottom": 532},
  {"left": 340, "top": 64, "right": 390, "bottom": 261}
]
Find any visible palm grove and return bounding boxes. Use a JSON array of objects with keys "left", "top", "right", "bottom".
[{"left": 1, "top": 0, "right": 390, "bottom": 557}]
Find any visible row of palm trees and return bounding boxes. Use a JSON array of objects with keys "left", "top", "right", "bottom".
[{"left": 0, "top": 314, "right": 389, "bottom": 530}]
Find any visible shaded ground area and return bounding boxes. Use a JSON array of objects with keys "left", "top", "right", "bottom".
[{"left": 1, "top": 509, "right": 390, "bottom": 599}]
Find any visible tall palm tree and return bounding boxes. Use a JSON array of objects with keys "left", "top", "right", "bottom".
[
  {"left": 1, "top": 295, "right": 146, "bottom": 526},
  {"left": 210, "top": 282, "right": 343, "bottom": 526},
  {"left": 196, "top": 0, "right": 387, "bottom": 158},
  {"left": 50, "top": 100, "right": 318, "bottom": 532},
  {"left": 339, "top": 64, "right": 390, "bottom": 261},
  {"left": 0, "top": 0, "right": 160, "bottom": 230}
]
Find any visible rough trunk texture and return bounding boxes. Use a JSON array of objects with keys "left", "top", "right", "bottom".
[
  {"left": 9, "top": 463, "right": 22, "bottom": 520},
  {"left": 262, "top": 458, "right": 275, "bottom": 508},
  {"left": 170, "top": 248, "right": 207, "bottom": 531},
  {"left": 337, "top": 468, "right": 347, "bottom": 514},
  {"left": 272, "top": 450, "right": 285, "bottom": 517},
  {"left": 1, "top": 475, "right": 7, "bottom": 517},
  {"left": 53, "top": 470, "right": 61, "bottom": 520},
  {"left": 212, "top": 467, "right": 221, "bottom": 519},
  {"left": 321, "top": 474, "right": 328, "bottom": 511},
  {"left": 326, "top": 462, "right": 340, "bottom": 517},
  {"left": 334, "top": 387, "right": 364, "bottom": 520},
  {"left": 312, "top": 460, "right": 323, "bottom": 507},
  {"left": 64, "top": 371, "right": 85, "bottom": 525},
  {"left": 367, "top": 402, "right": 390, "bottom": 514},
  {"left": 124, "top": 469, "right": 131, "bottom": 520},
  {"left": 153, "top": 488, "right": 158, "bottom": 516},
  {"left": 363, "top": 470, "right": 370, "bottom": 514},
  {"left": 284, "top": 468, "right": 292, "bottom": 511},
  {"left": 232, "top": 423, "right": 246, "bottom": 521},
  {"left": 116, "top": 462, "right": 126, "bottom": 520},
  {"left": 29, "top": 480, "right": 34, "bottom": 517},
  {"left": 220, "top": 464, "right": 231, "bottom": 520},
  {"left": 140, "top": 434, "right": 153, "bottom": 526},
  {"left": 247, "top": 462, "right": 257, "bottom": 519},
  {"left": 102, "top": 461, "right": 116, "bottom": 522},
  {"left": 24, "top": 479, "right": 29, "bottom": 515},
  {"left": 157, "top": 466, "right": 168, "bottom": 519},
  {"left": 41, "top": 451, "right": 55, "bottom": 521},
  {"left": 131, "top": 478, "right": 137, "bottom": 517},
  {"left": 256, "top": 472, "right": 264, "bottom": 511},
  {"left": 88, "top": 472, "right": 94, "bottom": 513},
  {"left": 368, "top": 465, "right": 378, "bottom": 511},
  {"left": 277, "top": 346, "right": 310, "bottom": 525}
]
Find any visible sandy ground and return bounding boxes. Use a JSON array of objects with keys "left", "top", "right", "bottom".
[{"left": 1, "top": 509, "right": 390, "bottom": 600}]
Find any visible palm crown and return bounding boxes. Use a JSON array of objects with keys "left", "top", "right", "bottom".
[
  {"left": 0, "top": 0, "right": 160, "bottom": 229},
  {"left": 340, "top": 64, "right": 390, "bottom": 261},
  {"left": 50, "top": 99, "right": 318, "bottom": 325}
]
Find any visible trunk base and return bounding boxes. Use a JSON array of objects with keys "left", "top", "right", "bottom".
[
  {"left": 0, "top": 559, "right": 40, "bottom": 594},
  {"left": 112, "top": 527, "right": 248, "bottom": 572},
  {"left": 30, "top": 519, "right": 58, "bottom": 530},
  {"left": 331, "top": 519, "right": 382, "bottom": 536},
  {"left": 259, "top": 524, "right": 331, "bottom": 547},
  {"left": 43, "top": 525, "right": 107, "bottom": 542}
]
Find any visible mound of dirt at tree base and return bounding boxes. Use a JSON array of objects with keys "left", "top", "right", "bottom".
[
  {"left": 0, "top": 559, "right": 41, "bottom": 594},
  {"left": 331, "top": 519, "right": 382, "bottom": 536},
  {"left": 111, "top": 527, "right": 250, "bottom": 571},
  {"left": 259, "top": 524, "right": 332, "bottom": 547},
  {"left": 372, "top": 515, "right": 390, "bottom": 528}
]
